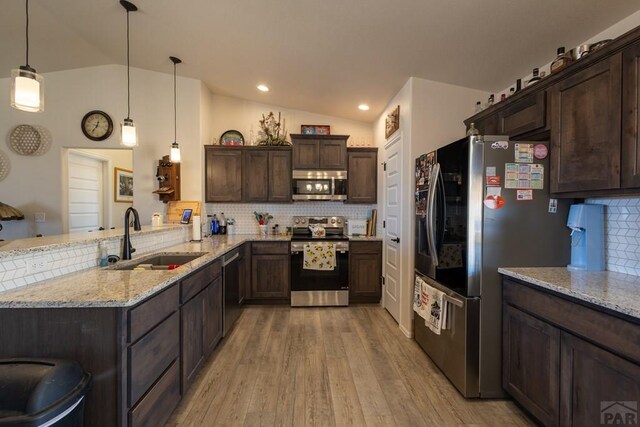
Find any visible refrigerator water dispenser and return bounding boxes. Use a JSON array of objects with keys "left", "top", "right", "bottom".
[{"left": 566, "top": 204, "right": 605, "bottom": 271}]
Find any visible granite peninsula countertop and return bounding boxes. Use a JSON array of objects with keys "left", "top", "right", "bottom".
[
  {"left": 0, "top": 234, "right": 288, "bottom": 309},
  {"left": 499, "top": 267, "right": 640, "bottom": 321}
]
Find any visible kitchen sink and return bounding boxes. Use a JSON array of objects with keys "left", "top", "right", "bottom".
[{"left": 113, "top": 252, "right": 208, "bottom": 270}]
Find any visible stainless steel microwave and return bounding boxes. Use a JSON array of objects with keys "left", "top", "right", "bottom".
[{"left": 292, "top": 170, "right": 347, "bottom": 201}]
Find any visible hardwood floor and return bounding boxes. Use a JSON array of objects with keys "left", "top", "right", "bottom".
[{"left": 167, "top": 305, "right": 534, "bottom": 427}]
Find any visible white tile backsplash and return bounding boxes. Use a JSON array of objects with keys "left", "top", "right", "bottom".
[
  {"left": 0, "top": 227, "right": 189, "bottom": 292},
  {"left": 586, "top": 197, "right": 640, "bottom": 276},
  {"left": 205, "top": 203, "right": 379, "bottom": 234}
]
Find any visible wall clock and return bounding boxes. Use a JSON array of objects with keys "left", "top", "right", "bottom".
[{"left": 81, "top": 110, "right": 113, "bottom": 141}]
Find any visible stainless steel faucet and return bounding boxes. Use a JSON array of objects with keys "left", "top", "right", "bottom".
[{"left": 122, "top": 207, "right": 141, "bottom": 260}]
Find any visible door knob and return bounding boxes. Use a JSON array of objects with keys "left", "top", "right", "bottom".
[{"left": 391, "top": 237, "right": 400, "bottom": 243}]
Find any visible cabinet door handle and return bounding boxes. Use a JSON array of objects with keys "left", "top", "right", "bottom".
[{"left": 391, "top": 237, "right": 400, "bottom": 243}]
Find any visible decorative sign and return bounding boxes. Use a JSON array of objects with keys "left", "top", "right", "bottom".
[
  {"left": 534, "top": 144, "right": 549, "bottom": 160},
  {"left": 385, "top": 105, "right": 400, "bottom": 139}
]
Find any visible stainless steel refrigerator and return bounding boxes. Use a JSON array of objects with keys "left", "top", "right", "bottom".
[{"left": 414, "top": 135, "right": 571, "bottom": 398}]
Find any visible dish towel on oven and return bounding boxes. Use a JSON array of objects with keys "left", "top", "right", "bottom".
[{"left": 303, "top": 242, "right": 336, "bottom": 271}]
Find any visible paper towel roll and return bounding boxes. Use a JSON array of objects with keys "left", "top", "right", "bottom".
[{"left": 192, "top": 215, "right": 201, "bottom": 241}]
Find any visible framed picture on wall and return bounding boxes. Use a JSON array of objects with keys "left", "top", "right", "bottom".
[
  {"left": 115, "top": 167, "right": 133, "bottom": 203},
  {"left": 385, "top": 105, "right": 400, "bottom": 139}
]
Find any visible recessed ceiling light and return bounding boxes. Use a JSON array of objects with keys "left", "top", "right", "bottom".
[
  {"left": 257, "top": 84, "right": 270, "bottom": 92},
  {"left": 358, "top": 104, "right": 370, "bottom": 111}
]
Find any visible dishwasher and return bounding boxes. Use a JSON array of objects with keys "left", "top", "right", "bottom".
[{"left": 222, "top": 248, "right": 241, "bottom": 336}]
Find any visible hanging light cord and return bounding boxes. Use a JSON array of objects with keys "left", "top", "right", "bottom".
[
  {"left": 25, "top": 0, "right": 30, "bottom": 67},
  {"left": 173, "top": 61, "right": 177, "bottom": 143},
  {"left": 126, "top": 8, "right": 131, "bottom": 119}
]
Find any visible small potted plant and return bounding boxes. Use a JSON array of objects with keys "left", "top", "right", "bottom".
[{"left": 226, "top": 217, "right": 236, "bottom": 235}]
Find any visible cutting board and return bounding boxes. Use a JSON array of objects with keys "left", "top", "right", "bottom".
[{"left": 166, "top": 201, "right": 202, "bottom": 224}]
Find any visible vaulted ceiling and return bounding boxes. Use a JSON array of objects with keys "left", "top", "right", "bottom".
[{"left": 1, "top": 0, "right": 639, "bottom": 122}]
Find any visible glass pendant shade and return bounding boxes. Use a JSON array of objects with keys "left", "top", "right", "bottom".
[
  {"left": 11, "top": 67, "right": 44, "bottom": 112},
  {"left": 170, "top": 142, "right": 181, "bottom": 162},
  {"left": 120, "top": 118, "right": 138, "bottom": 147}
]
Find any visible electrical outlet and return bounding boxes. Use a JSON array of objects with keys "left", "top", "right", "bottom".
[
  {"left": 34, "top": 212, "right": 46, "bottom": 223},
  {"left": 26, "top": 257, "right": 48, "bottom": 274}
]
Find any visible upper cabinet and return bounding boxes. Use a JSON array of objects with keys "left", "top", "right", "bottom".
[
  {"left": 205, "top": 146, "right": 292, "bottom": 203},
  {"left": 622, "top": 42, "right": 640, "bottom": 188},
  {"left": 464, "top": 24, "right": 640, "bottom": 197},
  {"left": 347, "top": 148, "right": 378, "bottom": 204},
  {"left": 550, "top": 54, "right": 622, "bottom": 194},
  {"left": 290, "top": 134, "right": 348, "bottom": 170},
  {"left": 205, "top": 148, "right": 243, "bottom": 202}
]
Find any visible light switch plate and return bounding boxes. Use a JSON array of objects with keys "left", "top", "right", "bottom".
[{"left": 34, "top": 212, "right": 46, "bottom": 223}]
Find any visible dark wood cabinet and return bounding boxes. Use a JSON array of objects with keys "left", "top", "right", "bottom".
[
  {"left": 291, "top": 134, "right": 348, "bottom": 170},
  {"left": 205, "top": 146, "right": 291, "bottom": 203},
  {"left": 503, "top": 278, "right": 640, "bottom": 427},
  {"left": 268, "top": 150, "right": 292, "bottom": 202},
  {"left": 497, "top": 91, "right": 547, "bottom": 138},
  {"left": 181, "top": 261, "right": 223, "bottom": 390},
  {"left": 550, "top": 54, "right": 622, "bottom": 194},
  {"left": 349, "top": 241, "right": 382, "bottom": 303},
  {"left": 205, "top": 147, "right": 243, "bottom": 202},
  {"left": 473, "top": 113, "right": 498, "bottom": 135},
  {"left": 622, "top": 42, "right": 640, "bottom": 189},
  {"left": 243, "top": 149, "right": 269, "bottom": 202},
  {"left": 249, "top": 242, "right": 290, "bottom": 300},
  {"left": 292, "top": 139, "right": 320, "bottom": 169},
  {"left": 560, "top": 332, "right": 640, "bottom": 427},
  {"left": 347, "top": 148, "right": 377, "bottom": 204},
  {"left": 238, "top": 243, "right": 250, "bottom": 304},
  {"left": 203, "top": 276, "right": 223, "bottom": 356},
  {"left": 503, "top": 304, "right": 560, "bottom": 426}
]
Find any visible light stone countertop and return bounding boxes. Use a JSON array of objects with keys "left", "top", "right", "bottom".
[
  {"left": 0, "top": 234, "right": 288, "bottom": 309},
  {"left": 0, "top": 224, "right": 186, "bottom": 257},
  {"left": 346, "top": 235, "right": 383, "bottom": 241},
  {"left": 499, "top": 267, "right": 640, "bottom": 321}
]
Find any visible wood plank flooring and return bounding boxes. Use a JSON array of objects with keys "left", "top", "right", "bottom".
[{"left": 167, "top": 305, "right": 534, "bottom": 427}]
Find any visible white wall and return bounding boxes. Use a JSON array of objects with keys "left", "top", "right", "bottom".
[
  {"left": 0, "top": 65, "right": 202, "bottom": 240},
  {"left": 374, "top": 77, "right": 488, "bottom": 337},
  {"left": 209, "top": 94, "right": 373, "bottom": 146}
]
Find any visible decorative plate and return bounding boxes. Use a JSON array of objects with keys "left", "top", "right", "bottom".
[
  {"left": 8, "top": 124, "right": 52, "bottom": 156},
  {"left": 219, "top": 130, "right": 244, "bottom": 146},
  {"left": 0, "top": 150, "right": 10, "bottom": 182}
]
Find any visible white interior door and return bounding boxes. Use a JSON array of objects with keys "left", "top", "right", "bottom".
[
  {"left": 383, "top": 133, "right": 403, "bottom": 322},
  {"left": 68, "top": 152, "right": 104, "bottom": 233}
]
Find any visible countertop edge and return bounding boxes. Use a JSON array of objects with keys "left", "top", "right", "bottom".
[{"left": 498, "top": 267, "right": 640, "bottom": 321}]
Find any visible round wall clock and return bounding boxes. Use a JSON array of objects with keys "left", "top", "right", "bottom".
[{"left": 81, "top": 110, "right": 113, "bottom": 141}]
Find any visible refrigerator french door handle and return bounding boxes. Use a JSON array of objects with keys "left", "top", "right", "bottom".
[
  {"left": 436, "top": 167, "right": 446, "bottom": 253},
  {"left": 427, "top": 163, "right": 441, "bottom": 267}
]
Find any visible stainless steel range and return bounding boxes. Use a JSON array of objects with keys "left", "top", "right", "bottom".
[{"left": 290, "top": 216, "right": 349, "bottom": 307}]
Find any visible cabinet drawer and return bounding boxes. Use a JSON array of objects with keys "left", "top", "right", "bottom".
[
  {"left": 181, "top": 260, "right": 221, "bottom": 303},
  {"left": 251, "top": 242, "right": 289, "bottom": 255},
  {"left": 128, "top": 285, "right": 178, "bottom": 343},
  {"left": 129, "top": 360, "right": 180, "bottom": 427},
  {"left": 349, "top": 241, "right": 382, "bottom": 254},
  {"left": 129, "top": 311, "right": 180, "bottom": 406}
]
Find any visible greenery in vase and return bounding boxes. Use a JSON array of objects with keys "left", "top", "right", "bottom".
[{"left": 257, "top": 112, "right": 290, "bottom": 146}]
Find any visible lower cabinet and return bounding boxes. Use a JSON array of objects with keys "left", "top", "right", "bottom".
[
  {"left": 503, "top": 278, "right": 640, "bottom": 427},
  {"left": 349, "top": 241, "right": 383, "bottom": 303},
  {"left": 181, "top": 269, "right": 223, "bottom": 390},
  {"left": 502, "top": 304, "right": 560, "bottom": 426},
  {"left": 248, "top": 242, "right": 290, "bottom": 300}
]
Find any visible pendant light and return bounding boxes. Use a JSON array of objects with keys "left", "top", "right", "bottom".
[
  {"left": 169, "top": 56, "right": 182, "bottom": 162},
  {"left": 11, "top": 0, "right": 44, "bottom": 112},
  {"left": 120, "top": 0, "right": 138, "bottom": 147}
]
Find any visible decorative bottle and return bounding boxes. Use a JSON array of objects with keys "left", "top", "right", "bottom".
[
  {"left": 527, "top": 68, "right": 541, "bottom": 86},
  {"left": 551, "top": 47, "right": 573, "bottom": 74},
  {"left": 466, "top": 123, "right": 480, "bottom": 137},
  {"left": 474, "top": 101, "right": 483, "bottom": 114}
]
